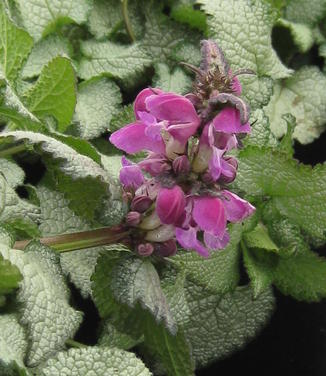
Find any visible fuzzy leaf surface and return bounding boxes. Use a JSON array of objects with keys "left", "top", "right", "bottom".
[
  {"left": 0, "top": 243, "right": 83, "bottom": 367},
  {"left": 40, "top": 346, "right": 152, "bottom": 376}
]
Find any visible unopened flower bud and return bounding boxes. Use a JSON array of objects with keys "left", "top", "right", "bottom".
[
  {"left": 126, "top": 211, "right": 141, "bottom": 226},
  {"left": 131, "top": 195, "right": 153, "bottom": 213},
  {"left": 172, "top": 155, "right": 190, "bottom": 175},
  {"left": 145, "top": 224, "right": 175, "bottom": 242},
  {"left": 156, "top": 186, "right": 186, "bottom": 225},
  {"left": 153, "top": 239, "right": 177, "bottom": 257},
  {"left": 219, "top": 156, "right": 238, "bottom": 183},
  {"left": 137, "top": 243, "right": 154, "bottom": 256},
  {"left": 139, "top": 210, "right": 161, "bottom": 230}
]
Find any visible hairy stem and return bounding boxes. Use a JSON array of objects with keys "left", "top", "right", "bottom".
[
  {"left": 121, "top": 0, "right": 135, "bottom": 42},
  {"left": 14, "top": 226, "right": 130, "bottom": 253}
]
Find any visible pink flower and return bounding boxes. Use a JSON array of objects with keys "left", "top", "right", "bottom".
[
  {"left": 156, "top": 185, "right": 186, "bottom": 225},
  {"left": 109, "top": 88, "right": 201, "bottom": 156},
  {"left": 119, "top": 156, "right": 144, "bottom": 189}
]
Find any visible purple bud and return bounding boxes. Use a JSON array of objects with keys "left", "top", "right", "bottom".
[
  {"left": 219, "top": 156, "right": 238, "bottom": 183},
  {"left": 131, "top": 195, "right": 153, "bottom": 213},
  {"left": 119, "top": 156, "right": 144, "bottom": 190},
  {"left": 137, "top": 243, "right": 154, "bottom": 256},
  {"left": 156, "top": 186, "right": 186, "bottom": 225},
  {"left": 126, "top": 211, "right": 141, "bottom": 226},
  {"left": 139, "top": 154, "right": 171, "bottom": 177},
  {"left": 153, "top": 239, "right": 177, "bottom": 257},
  {"left": 172, "top": 155, "right": 190, "bottom": 175}
]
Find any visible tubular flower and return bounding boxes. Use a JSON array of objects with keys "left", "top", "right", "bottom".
[{"left": 110, "top": 39, "right": 256, "bottom": 257}]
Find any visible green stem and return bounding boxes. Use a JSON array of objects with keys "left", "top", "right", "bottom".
[
  {"left": 66, "top": 339, "right": 87, "bottom": 349},
  {"left": 0, "top": 144, "right": 26, "bottom": 158},
  {"left": 121, "top": 0, "right": 135, "bottom": 42},
  {"left": 13, "top": 226, "right": 130, "bottom": 253}
]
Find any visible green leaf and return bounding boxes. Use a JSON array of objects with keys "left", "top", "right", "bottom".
[
  {"left": 110, "top": 103, "right": 134, "bottom": 132},
  {"left": 0, "top": 158, "right": 25, "bottom": 188},
  {"left": 0, "top": 314, "right": 27, "bottom": 370},
  {"left": 0, "top": 253, "right": 22, "bottom": 295},
  {"left": 15, "top": 0, "right": 92, "bottom": 41},
  {"left": 277, "top": 18, "right": 314, "bottom": 52},
  {"left": 264, "top": 66, "right": 326, "bottom": 144},
  {"left": 242, "top": 245, "right": 277, "bottom": 298},
  {"left": 79, "top": 41, "right": 151, "bottom": 83},
  {"left": 0, "top": 242, "right": 83, "bottom": 367},
  {"left": 274, "top": 249, "right": 326, "bottom": 302},
  {"left": 171, "top": 1, "right": 207, "bottom": 32},
  {"left": 285, "top": 0, "right": 326, "bottom": 26},
  {"left": 111, "top": 257, "right": 176, "bottom": 334},
  {"left": 36, "top": 185, "right": 101, "bottom": 298},
  {"left": 22, "top": 35, "right": 72, "bottom": 79},
  {"left": 143, "top": 319, "right": 195, "bottom": 376},
  {"left": 244, "top": 223, "right": 279, "bottom": 252},
  {"left": 0, "top": 131, "right": 111, "bottom": 220},
  {"left": 197, "top": 0, "right": 292, "bottom": 108},
  {"left": 243, "top": 108, "right": 278, "bottom": 148},
  {"left": 235, "top": 147, "right": 326, "bottom": 239},
  {"left": 74, "top": 78, "right": 122, "bottom": 139},
  {"left": 25, "top": 57, "right": 76, "bottom": 132},
  {"left": 40, "top": 346, "right": 152, "bottom": 376},
  {"left": 98, "top": 320, "right": 142, "bottom": 350},
  {"left": 153, "top": 63, "right": 192, "bottom": 94},
  {"left": 0, "top": 3, "right": 33, "bottom": 82},
  {"left": 163, "top": 275, "right": 275, "bottom": 368},
  {"left": 171, "top": 224, "right": 242, "bottom": 293}
]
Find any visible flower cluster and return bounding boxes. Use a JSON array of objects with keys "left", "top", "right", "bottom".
[{"left": 110, "top": 40, "right": 255, "bottom": 258}]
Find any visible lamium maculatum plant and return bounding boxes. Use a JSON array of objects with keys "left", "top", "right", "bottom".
[{"left": 0, "top": 1, "right": 326, "bottom": 375}]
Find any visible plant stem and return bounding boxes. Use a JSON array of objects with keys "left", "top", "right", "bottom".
[
  {"left": 0, "top": 144, "right": 26, "bottom": 158},
  {"left": 66, "top": 339, "right": 87, "bottom": 349},
  {"left": 121, "top": 0, "right": 135, "bottom": 42},
  {"left": 13, "top": 226, "right": 130, "bottom": 253}
]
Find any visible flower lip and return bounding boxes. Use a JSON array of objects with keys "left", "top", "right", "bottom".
[{"left": 156, "top": 185, "right": 186, "bottom": 225}]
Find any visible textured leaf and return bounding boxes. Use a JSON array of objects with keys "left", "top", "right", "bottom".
[
  {"left": 171, "top": 224, "right": 242, "bottom": 293},
  {"left": 79, "top": 40, "right": 151, "bottom": 83},
  {"left": 197, "top": 0, "right": 292, "bottom": 108},
  {"left": 22, "top": 35, "right": 72, "bottom": 79},
  {"left": 235, "top": 146, "right": 326, "bottom": 239},
  {"left": 0, "top": 253, "right": 22, "bottom": 295},
  {"left": 168, "top": 279, "right": 275, "bottom": 367},
  {"left": 111, "top": 257, "right": 176, "bottom": 334},
  {"left": 242, "top": 246, "right": 276, "bottom": 298},
  {"left": 15, "top": 0, "right": 92, "bottom": 41},
  {"left": 143, "top": 319, "right": 195, "bottom": 376},
  {"left": 0, "top": 3, "right": 33, "bottom": 82},
  {"left": 244, "top": 223, "right": 279, "bottom": 252},
  {"left": 40, "top": 346, "right": 152, "bottom": 376},
  {"left": 264, "top": 66, "right": 326, "bottom": 144},
  {"left": 74, "top": 78, "right": 122, "bottom": 139},
  {"left": 36, "top": 185, "right": 101, "bottom": 298},
  {"left": 110, "top": 104, "right": 134, "bottom": 132},
  {"left": 0, "top": 242, "right": 83, "bottom": 366},
  {"left": 243, "top": 108, "right": 278, "bottom": 148},
  {"left": 0, "top": 131, "right": 111, "bottom": 220},
  {"left": 285, "top": 0, "right": 326, "bottom": 26},
  {"left": 0, "top": 314, "right": 27, "bottom": 369},
  {"left": 153, "top": 63, "right": 192, "bottom": 94},
  {"left": 171, "top": 1, "right": 207, "bottom": 32},
  {"left": 0, "top": 158, "right": 24, "bottom": 188},
  {"left": 25, "top": 57, "right": 76, "bottom": 132},
  {"left": 98, "top": 321, "right": 142, "bottom": 350}
]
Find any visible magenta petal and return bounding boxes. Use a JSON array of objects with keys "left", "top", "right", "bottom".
[
  {"left": 208, "top": 147, "right": 224, "bottom": 181},
  {"left": 204, "top": 230, "right": 230, "bottom": 250},
  {"left": 212, "top": 107, "right": 250, "bottom": 134},
  {"left": 193, "top": 196, "right": 226, "bottom": 238},
  {"left": 134, "top": 88, "right": 162, "bottom": 119},
  {"left": 175, "top": 227, "right": 210, "bottom": 257},
  {"left": 119, "top": 157, "right": 144, "bottom": 189},
  {"left": 146, "top": 94, "right": 200, "bottom": 126},
  {"left": 109, "top": 122, "right": 165, "bottom": 154},
  {"left": 231, "top": 76, "right": 242, "bottom": 95},
  {"left": 156, "top": 185, "right": 186, "bottom": 225},
  {"left": 222, "top": 190, "right": 255, "bottom": 222}
]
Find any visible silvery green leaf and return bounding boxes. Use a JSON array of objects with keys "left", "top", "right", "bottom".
[
  {"left": 0, "top": 243, "right": 83, "bottom": 367},
  {"left": 153, "top": 63, "right": 192, "bottom": 94}
]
